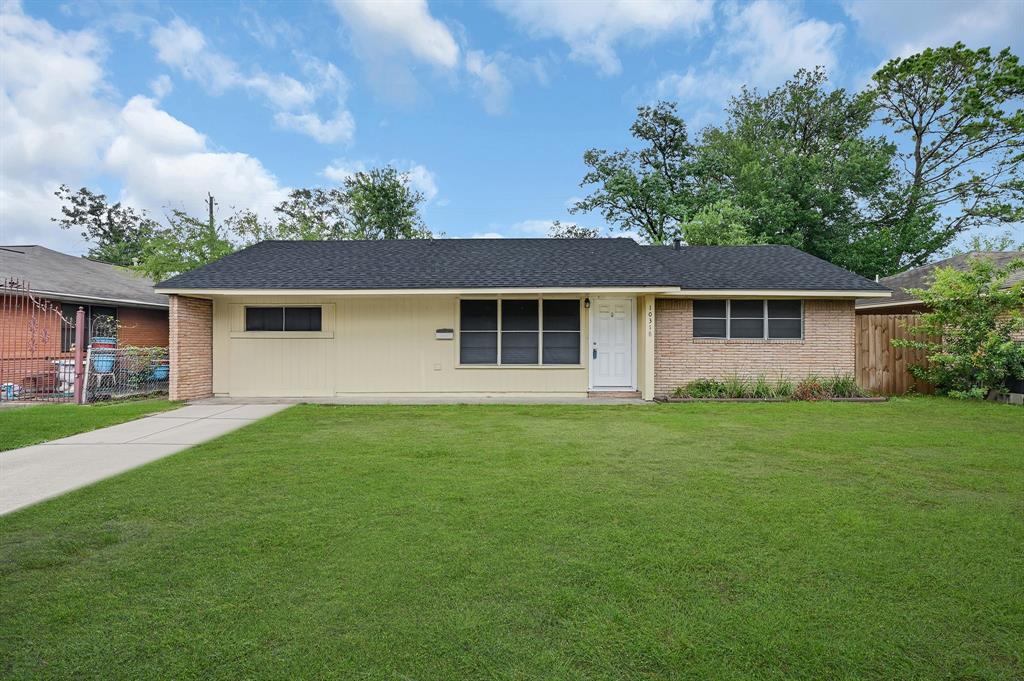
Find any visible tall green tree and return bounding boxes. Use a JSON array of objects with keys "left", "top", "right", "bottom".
[
  {"left": 233, "top": 166, "right": 434, "bottom": 242},
  {"left": 548, "top": 220, "right": 601, "bottom": 238},
  {"left": 680, "top": 200, "right": 755, "bottom": 246},
  {"left": 135, "top": 195, "right": 235, "bottom": 281},
  {"left": 52, "top": 185, "right": 158, "bottom": 266},
  {"left": 869, "top": 44, "right": 1024, "bottom": 246},
  {"left": 696, "top": 68, "right": 916, "bottom": 276},
  {"left": 344, "top": 167, "right": 433, "bottom": 239},
  {"left": 570, "top": 102, "right": 696, "bottom": 244}
]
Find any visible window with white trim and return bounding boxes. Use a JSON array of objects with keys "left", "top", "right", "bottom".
[
  {"left": 244, "top": 306, "right": 322, "bottom": 332},
  {"left": 693, "top": 300, "right": 802, "bottom": 340},
  {"left": 459, "top": 299, "right": 581, "bottom": 365}
]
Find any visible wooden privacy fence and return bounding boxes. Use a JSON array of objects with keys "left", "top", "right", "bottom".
[{"left": 856, "top": 313, "right": 934, "bottom": 396}]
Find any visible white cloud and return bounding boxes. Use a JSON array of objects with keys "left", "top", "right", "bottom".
[
  {"left": 471, "top": 232, "right": 506, "bottom": 239},
  {"left": 323, "top": 160, "right": 439, "bottom": 202},
  {"left": 721, "top": 1, "right": 842, "bottom": 86},
  {"left": 653, "top": 0, "right": 843, "bottom": 108},
  {"left": 330, "top": 0, "right": 459, "bottom": 69},
  {"left": 322, "top": 159, "right": 366, "bottom": 184},
  {"left": 105, "top": 96, "right": 288, "bottom": 217},
  {"left": 405, "top": 164, "right": 439, "bottom": 202},
  {"left": 275, "top": 110, "right": 355, "bottom": 144},
  {"left": 465, "top": 50, "right": 511, "bottom": 114},
  {"left": 0, "top": 3, "right": 290, "bottom": 251},
  {"left": 842, "top": 0, "right": 1024, "bottom": 58},
  {"left": 150, "top": 17, "right": 354, "bottom": 143},
  {"left": 1, "top": 2, "right": 114, "bottom": 249},
  {"left": 493, "top": 0, "right": 714, "bottom": 75},
  {"left": 149, "top": 73, "right": 173, "bottom": 99}
]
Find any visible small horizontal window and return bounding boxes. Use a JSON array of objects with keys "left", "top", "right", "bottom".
[
  {"left": 245, "top": 306, "right": 322, "bottom": 332},
  {"left": 692, "top": 300, "right": 802, "bottom": 340}
]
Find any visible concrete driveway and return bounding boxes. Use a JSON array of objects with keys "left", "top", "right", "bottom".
[{"left": 0, "top": 403, "right": 289, "bottom": 515}]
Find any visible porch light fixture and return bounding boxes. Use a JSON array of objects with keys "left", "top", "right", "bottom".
[{"left": 584, "top": 297, "right": 590, "bottom": 309}]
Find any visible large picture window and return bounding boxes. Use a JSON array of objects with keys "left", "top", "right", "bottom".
[
  {"left": 693, "top": 300, "right": 802, "bottom": 340},
  {"left": 245, "top": 306, "right": 322, "bottom": 332},
  {"left": 459, "top": 299, "right": 580, "bottom": 365}
]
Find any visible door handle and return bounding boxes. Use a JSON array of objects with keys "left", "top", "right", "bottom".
[{"left": 592, "top": 348, "right": 597, "bottom": 359}]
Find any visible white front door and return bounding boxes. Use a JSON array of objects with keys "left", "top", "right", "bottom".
[{"left": 590, "top": 297, "right": 634, "bottom": 389}]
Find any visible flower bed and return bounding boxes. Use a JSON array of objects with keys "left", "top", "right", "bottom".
[{"left": 667, "top": 374, "right": 879, "bottom": 402}]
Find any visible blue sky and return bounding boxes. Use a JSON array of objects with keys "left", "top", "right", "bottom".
[{"left": 2, "top": 0, "right": 1022, "bottom": 254}]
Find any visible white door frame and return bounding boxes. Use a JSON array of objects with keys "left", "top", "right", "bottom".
[{"left": 588, "top": 296, "right": 637, "bottom": 391}]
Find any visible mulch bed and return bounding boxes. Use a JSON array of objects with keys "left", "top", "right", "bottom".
[{"left": 654, "top": 396, "right": 888, "bottom": 403}]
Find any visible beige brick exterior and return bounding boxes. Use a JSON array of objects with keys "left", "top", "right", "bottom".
[
  {"left": 654, "top": 298, "right": 856, "bottom": 396},
  {"left": 169, "top": 295, "right": 213, "bottom": 401}
]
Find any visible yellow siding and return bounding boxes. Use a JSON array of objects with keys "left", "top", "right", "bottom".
[{"left": 211, "top": 294, "right": 595, "bottom": 397}]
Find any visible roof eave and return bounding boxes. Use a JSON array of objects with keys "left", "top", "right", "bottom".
[
  {"left": 664, "top": 289, "right": 891, "bottom": 299},
  {"left": 28, "top": 289, "right": 169, "bottom": 309}
]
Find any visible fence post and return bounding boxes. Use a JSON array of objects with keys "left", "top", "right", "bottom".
[{"left": 73, "top": 306, "right": 86, "bottom": 404}]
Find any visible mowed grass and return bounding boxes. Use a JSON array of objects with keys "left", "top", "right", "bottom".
[
  {"left": 0, "top": 399, "right": 178, "bottom": 452},
  {"left": 1, "top": 399, "right": 1022, "bottom": 680}
]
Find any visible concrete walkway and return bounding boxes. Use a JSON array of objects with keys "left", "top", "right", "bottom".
[{"left": 0, "top": 403, "right": 289, "bottom": 515}]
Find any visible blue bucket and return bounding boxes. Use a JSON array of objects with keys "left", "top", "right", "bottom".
[
  {"left": 92, "top": 350, "right": 115, "bottom": 373},
  {"left": 151, "top": 364, "right": 170, "bottom": 381}
]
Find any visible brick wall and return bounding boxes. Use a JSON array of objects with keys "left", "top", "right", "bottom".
[
  {"left": 169, "top": 295, "right": 213, "bottom": 401},
  {"left": 118, "top": 306, "right": 169, "bottom": 347},
  {"left": 654, "top": 299, "right": 856, "bottom": 396}
]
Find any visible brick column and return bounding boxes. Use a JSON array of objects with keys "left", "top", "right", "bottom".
[{"left": 169, "top": 295, "right": 213, "bottom": 401}]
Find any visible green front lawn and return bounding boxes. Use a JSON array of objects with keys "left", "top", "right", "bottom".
[
  {"left": 1, "top": 399, "right": 1021, "bottom": 679},
  {"left": 0, "top": 399, "right": 178, "bottom": 451}
]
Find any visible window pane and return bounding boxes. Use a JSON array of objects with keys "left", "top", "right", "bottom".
[
  {"left": 284, "top": 307, "right": 322, "bottom": 331},
  {"left": 460, "top": 332, "right": 497, "bottom": 364},
  {"left": 543, "top": 300, "right": 580, "bottom": 331},
  {"left": 543, "top": 331, "right": 580, "bottom": 364},
  {"left": 246, "top": 307, "right": 283, "bottom": 331},
  {"left": 502, "top": 299, "right": 538, "bottom": 331},
  {"left": 693, "top": 300, "right": 726, "bottom": 317},
  {"left": 460, "top": 300, "right": 497, "bottom": 330},
  {"left": 730, "top": 318, "right": 765, "bottom": 338},
  {"left": 693, "top": 318, "right": 727, "bottom": 338},
  {"left": 61, "top": 303, "right": 78, "bottom": 352},
  {"left": 768, "top": 319, "right": 802, "bottom": 339},
  {"left": 730, "top": 300, "right": 764, "bottom": 318},
  {"left": 501, "top": 332, "right": 539, "bottom": 364},
  {"left": 768, "top": 300, "right": 801, "bottom": 318}
]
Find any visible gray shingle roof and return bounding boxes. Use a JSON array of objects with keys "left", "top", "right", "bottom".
[
  {"left": 0, "top": 245, "right": 168, "bottom": 307},
  {"left": 648, "top": 244, "right": 888, "bottom": 291},
  {"left": 155, "top": 238, "right": 888, "bottom": 292},
  {"left": 856, "top": 250, "right": 1024, "bottom": 309}
]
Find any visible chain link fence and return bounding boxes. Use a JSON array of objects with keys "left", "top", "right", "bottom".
[{"left": 84, "top": 346, "right": 169, "bottom": 402}]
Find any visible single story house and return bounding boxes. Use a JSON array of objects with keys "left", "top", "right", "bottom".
[
  {"left": 1, "top": 245, "right": 169, "bottom": 347},
  {"left": 154, "top": 239, "right": 890, "bottom": 401},
  {"left": 855, "top": 250, "right": 1024, "bottom": 315}
]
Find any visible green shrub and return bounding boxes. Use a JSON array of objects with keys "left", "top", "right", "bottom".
[
  {"left": 723, "top": 374, "right": 752, "bottom": 398},
  {"left": 676, "top": 378, "right": 727, "bottom": 398},
  {"left": 826, "top": 373, "right": 867, "bottom": 398},
  {"left": 751, "top": 374, "right": 775, "bottom": 399},
  {"left": 775, "top": 376, "right": 794, "bottom": 398},
  {"left": 892, "top": 255, "right": 1024, "bottom": 398}
]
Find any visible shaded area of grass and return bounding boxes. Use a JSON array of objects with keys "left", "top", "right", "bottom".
[
  {"left": 1, "top": 398, "right": 1021, "bottom": 679},
  {"left": 0, "top": 399, "right": 178, "bottom": 451}
]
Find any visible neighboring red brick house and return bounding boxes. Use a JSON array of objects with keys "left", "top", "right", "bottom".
[{"left": 1, "top": 246, "right": 168, "bottom": 388}]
